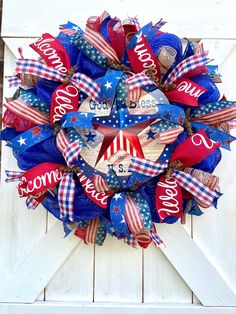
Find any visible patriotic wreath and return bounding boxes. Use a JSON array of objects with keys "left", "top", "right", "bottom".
[{"left": 3, "top": 11, "right": 236, "bottom": 248}]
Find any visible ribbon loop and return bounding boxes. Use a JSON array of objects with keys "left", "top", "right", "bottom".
[{"left": 58, "top": 173, "right": 75, "bottom": 221}]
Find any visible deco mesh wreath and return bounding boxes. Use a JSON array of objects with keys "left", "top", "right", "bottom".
[{"left": 3, "top": 11, "right": 236, "bottom": 248}]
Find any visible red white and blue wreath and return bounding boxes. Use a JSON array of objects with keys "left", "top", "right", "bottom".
[{"left": 3, "top": 11, "right": 236, "bottom": 248}]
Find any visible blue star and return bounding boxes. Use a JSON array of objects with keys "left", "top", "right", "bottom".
[
  {"left": 85, "top": 131, "right": 96, "bottom": 143},
  {"left": 147, "top": 129, "right": 156, "bottom": 140},
  {"left": 205, "top": 127, "right": 215, "bottom": 137},
  {"left": 162, "top": 111, "right": 173, "bottom": 121}
]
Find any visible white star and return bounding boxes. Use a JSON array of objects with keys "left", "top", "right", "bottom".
[
  {"left": 113, "top": 193, "right": 122, "bottom": 201},
  {"left": 120, "top": 215, "right": 126, "bottom": 224},
  {"left": 17, "top": 137, "right": 26, "bottom": 146},
  {"left": 104, "top": 81, "right": 112, "bottom": 90},
  {"left": 72, "top": 25, "right": 80, "bottom": 31},
  {"left": 81, "top": 112, "right": 88, "bottom": 117}
]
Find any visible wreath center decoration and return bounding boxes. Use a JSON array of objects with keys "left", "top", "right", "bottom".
[{"left": 2, "top": 11, "right": 236, "bottom": 248}]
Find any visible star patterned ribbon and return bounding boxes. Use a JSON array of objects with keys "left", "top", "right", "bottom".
[
  {"left": 92, "top": 169, "right": 158, "bottom": 247},
  {"left": 7, "top": 125, "right": 54, "bottom": 155},
  {"left": 15, "top": 59, "right": 101, "bottom": 102}
]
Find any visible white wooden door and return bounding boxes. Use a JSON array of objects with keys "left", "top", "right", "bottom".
[{"left": 1, "top": 1, "right": 236, "bottom": 313}]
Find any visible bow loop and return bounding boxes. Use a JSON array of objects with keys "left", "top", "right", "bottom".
[{"left": 15, "top": 59, "right": 101, "bottom": 102}]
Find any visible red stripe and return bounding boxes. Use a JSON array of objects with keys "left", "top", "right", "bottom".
[
  {"left": 84, "top": 27, "right": 119, "bottom": 62},
  {"left": 191, "top": 107, "right": 236, "bottom": 125},
  {"left": 5, "top": 100, "right": 49, "bottom": 125},
  {"left": 56, "top": 129, "right": 70, "bottom": 153},
  {"left": 85, "top": 218, "right": 99, "bottom": 244},
  {"left": 125, "top": 195, "right": 144, "bottom": 235}
]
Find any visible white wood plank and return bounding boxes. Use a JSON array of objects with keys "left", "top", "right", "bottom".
[
  {"left": 1, "top": 302, "right": 236, "bottom": 314},
  {"left": 0, "top": 221, "right": 81, "bottom": 303},
  {"left": 144, "top": 245, "right": 192, "bottom": 303},
  {"left": 0, "top": 183, "right": 47, "bottom": 292},
  {"left": 157, "top": 223, "right": 236, "bottom": 306},
  {"left": 0, "top": 42, "right": 48, "bottom": 303},
  {"left": 94, "top": 236, "right": 142, "bottom": 302},
  {"left": 144, "top": 217, "right": 192, "bottom": 303},
  {"left": 2, "top": 0, "right": 236, "bottom": 39},
  {"left": 45, "top": 212, "right": 94, "bottom": 301}
]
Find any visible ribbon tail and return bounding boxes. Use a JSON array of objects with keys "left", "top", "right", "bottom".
[
  {"left": 110, "top": 192, "right": 130, "bottom": 239},
  {"left": 58, "top": 173, "right": 75, "bottom": 222},
  {"left": 84, "top": 218, "right": 100, "bottom": 244},
  {"left": 173, "top": 170, "right": 222, "bottom": 208},
  {"left": 5, "top": 170, "right": 24, "bottom": 183},
  {"left": 5, "top": 75, "right": 22, "bottom": 88}
]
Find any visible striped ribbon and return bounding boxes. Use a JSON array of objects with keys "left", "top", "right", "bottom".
[
  {"left": 85, "top": 218, "right": 100, "bottom": 244},
  {"left": 165, "top": 51, "right": 210, "bottom": 85},
  {"left": 15, "top": 59, "right": 100, "bottom": 102},
  {"left": 190, "top": 101, "right": 236, "bottom": 126},
  {"left": 93, "top": 174, "right": 111, "bottom": 193},
  {"left": 129, "top": 157, "right": 221, "bottom": 207},
  {"left": 84, "top": 26, "right": 120, "bottom": 63},
  {"left": 4, "top": 99, "right": 49, "bottom": 125},
  {"left": 126, "top": 73, "right": 155, "bottom": 90},
  {"left": 125, "top": 194, "right": 144, "bottom": 236},
  {"left": 56, "top": 129, "right": 71, "bottom": 153}
]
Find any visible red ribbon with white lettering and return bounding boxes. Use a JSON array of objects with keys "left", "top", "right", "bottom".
[
  {"left": 50, "top": 83, "right": 79, "bottom": 124},
  {"left": 126, "top": 33, "right": 161, "bottom": 82},
  {"left": 18, "top": 162, "right": 64, "bottom": 197},
  {"left": 155, "top": 130, "right": 221, "bottom": 221},
  {"left": 30, "top": 35, "right": 79, "bottom": 123},
  {"left": 169, "top": 129, "right": 220, "bottom": 167},
  {"left": 30, "top": 33, "right": 71, "bottom": 74},
  {"left": 164, "top": 78, "right": 207, "bottom": 107}
]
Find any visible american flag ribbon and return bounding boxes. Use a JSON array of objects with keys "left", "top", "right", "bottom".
[
  {"left": 125, "top": 194, "right": 144, "bottom": 236},
  {"left": 4, "top": 99, "right": 49, "bottom": 125},
  {"left": 59, "top": 27, "right": 77, "bottom": 36},
  {"left": 5, "top": 75, "right": 22, "bottom": 88},
  {"left": 93, "top": 174, "right": 111, "bottom": 193},
  {"left": 58, "top": 173, "right": 75, "bottom": 222},
  {"left": 15, "top": 59, "right": 101, "bottom": 102},
  {"left": 172, "top": 170, "right": 221, "bottom": 207},
  {"left": 190, "top": 101, "right": 236, "bottom": 126},
  {"left": 128, "top": 157, "right": 168, "bottom": 177},
  {"left": 128, "top": 86, "right": 142, "bottom": 102},
  {"left": 85, "top": 218, "right": 100, "bottom": 244},
  {"left": 84, "top": 26, "right": 120, "bottom": 63},
  {"left": 25, "top": 196, "right": 40, "bottom": 210},
  {"left": 159, "top": 126, "right": 184, "bottom": 143},
  {"left": 126, "top": 73, "right": 155, "bottom": 90},
  {"left": 124, "top": 236, "right": 138, "bottom": 248},
  {"left": 164, "top": 51, "right": 210, "bottom": 85},
  {"left": 5, "top": 170, "right": 24, "bottom": 183},
  {"left": 56, "top": 129, "right": 71, "bottom": 153}
]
